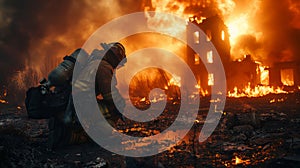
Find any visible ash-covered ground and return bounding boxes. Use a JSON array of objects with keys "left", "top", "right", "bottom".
[{"left": 0, "top": 92, "right": 299, "bottom": 168}]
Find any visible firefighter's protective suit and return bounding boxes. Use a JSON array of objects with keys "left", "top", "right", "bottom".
[{"left": 48, "top": 42, "right": 127, "bottom": 148}]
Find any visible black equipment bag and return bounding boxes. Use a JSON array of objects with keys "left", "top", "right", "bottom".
[{"left": 25, "top": 85, "right": 71, "bottom": 119}]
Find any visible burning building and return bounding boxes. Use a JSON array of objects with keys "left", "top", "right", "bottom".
[
  {"left": 269, "top": 61, "right": 300, "bottom": 89},
  {"left": 227, "top": 55, "right": 260, "bottom": 89},
  {"left": 187, "top": 15, "right": 231, "bottom": 92},
  {"left": 186, "top": 13, "right": 300, "bottom": 95}
]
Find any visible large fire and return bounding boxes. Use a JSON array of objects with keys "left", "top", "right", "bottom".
[
  {"left": 225, "top": 0, "right": 261, "bottom": 47},
  {"left": 2, "top": 0, "right": 298, "bottom": 103},
  {"left": 143, "top": 0, "right": 261, "bottom": 55},
  {"left": 141, "top": 0, "right": 299, "bottom": 99}
]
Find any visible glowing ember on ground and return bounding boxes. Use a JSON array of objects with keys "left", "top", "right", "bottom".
[
  {"left": 0, "top": 99, "right": 8, "bottom": 104},
  {"left": 3, "top": 89, "right": 7, "bottom": 97},
  {"left": 140, "top": 97, "right": 146, "bottom": 102},
  {"left": 269, "top": 98, "right": 286, "bottom": 103},
  {"left": 0, "top": 89, "right": 8, "bottom": 104},
  {"left": 234, "top": 156, "right": 251, "bottom": 165}
]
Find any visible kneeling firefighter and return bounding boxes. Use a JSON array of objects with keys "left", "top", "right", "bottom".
[{"left": 25, "top": 42, "right": 127, "bottom": 149}]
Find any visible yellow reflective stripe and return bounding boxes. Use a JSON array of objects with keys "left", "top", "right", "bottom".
[
  {"left": 98, "top": 103, "right": 111, "bottom": 118},
  {"left": 74, "top": 80, "right": 91, "bottom": 91},
  {"left": 102, "top": 92, "right": 112, "bottom": 100},
  {"left": 102, "top": 89, "right": 120, "bottom": 100}
]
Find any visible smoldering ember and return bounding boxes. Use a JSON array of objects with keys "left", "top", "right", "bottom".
[{"left": 0, "top": 0, "right": 300, "bottom": 167}]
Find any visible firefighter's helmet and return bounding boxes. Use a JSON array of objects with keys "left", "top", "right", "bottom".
[{"left": 101, "top": 42, "right": 127, "bottom": 68}]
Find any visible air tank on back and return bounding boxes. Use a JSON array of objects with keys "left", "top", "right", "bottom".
[{"left": 47, "top": 48, "right": 89, "bottom": 86}]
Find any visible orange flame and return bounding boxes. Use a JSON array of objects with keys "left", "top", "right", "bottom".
[
  {"left": 143, "top": 0, "right": 262, "bottom": 58},
  {"left": 259, "top": 65, "right": 269, "bottom": 85},
  {"left": 281, "top": 69, "right": 294, "bottom": 86},
  {"left": 3, "top": 89, "right": 7, "bottom": 97},
  {"left": 0, "top": 99, "right": 8, "bottom": 104},
  {"left": 194, "top": 84, "right": 209, "bottom": 97},
  {"left": 144, "top": 0, "right": 190, "bottom": 37},
  {"left": 225, "top": 0, "right": 262, "bottom": 58},
  {"left": 228, "top": 83, "right": 288, "bottom": 98}
]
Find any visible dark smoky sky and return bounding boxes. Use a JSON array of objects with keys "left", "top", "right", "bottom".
[{"left": 0, "top": 0, "right": 142, "bottom": 86}]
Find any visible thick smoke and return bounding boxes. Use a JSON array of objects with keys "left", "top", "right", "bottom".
[
  {"left": 1, "top": 0, "right": 299, "bottom": 103},
  {"left": 230, "top": 0, "right": 300, "bottom": 65},
  {"left": 0, "top": 0, "right": 142, "bottom": 103},
  {"left": 255, "top": 0, "right": 300, "bottom": 65},
  {"left": 0, "top": 0, "right": 141, "bottom": 82}
]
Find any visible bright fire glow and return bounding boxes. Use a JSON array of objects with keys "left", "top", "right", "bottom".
[
  {"left": 168, "top": 75, "right": 181, "bottom": 87},
  {"left": 145, "top": 0, "right": 193, "bottom": 19},
  {"left": 193, "top": 31, "right": 200, "bottom": 44},
  {"left": 259, "top": 65, "right": 269, "bottom": 85},
  {"left": 143, "top": 0, "right": 262, "bottom": 57},
  {"left": 224, "top": 0, "right": 262, "bottom": 56},
  {"left": 221, "top": 30, "right": 225, "bottom": 41},
  {"left": 207, "top": 50, "right": 213, "bottom": 63},
  {"left": 226, "top": 14, "right": 250, "bottom": 46},
  {"left": 144, "top": 0, "right": 191, "bottom": 37},
  {"left": 208, "top": 73, "right": 214, "bottom": 86},
  {"left": 194, "top": 53, "right": 200, "bottom": 65}
]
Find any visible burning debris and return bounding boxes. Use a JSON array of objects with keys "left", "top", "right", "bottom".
[
  {"left": 227, "top": 84, "right": 288, "bottom": 98},
  {"left": 0, "top": 89, "right": 8, "bottom": 104},
  {"left": 129, "top": 67, "right": 181, "bottom": 108},
  {"left": 226, "top": 56, "right": 300, "bottom": 97}
]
